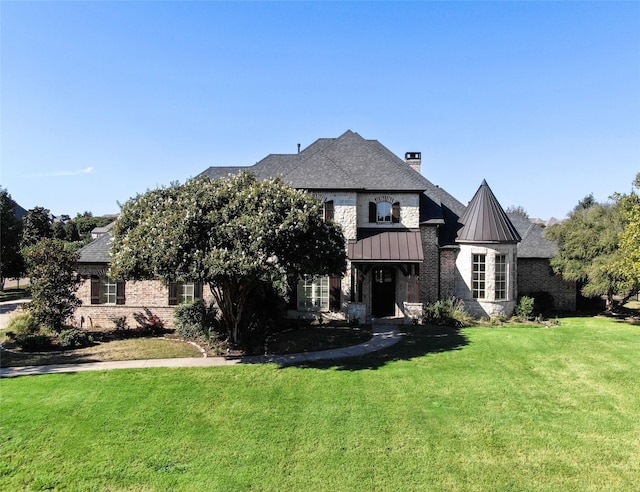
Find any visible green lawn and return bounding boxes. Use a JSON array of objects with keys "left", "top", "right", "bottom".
[{"left": 1, "top": 316, "right": 639, "bottom": 491}]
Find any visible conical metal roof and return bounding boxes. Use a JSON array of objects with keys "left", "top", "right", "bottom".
[{"left": 456, "top": 180, "right": 521, "bottom": 243}]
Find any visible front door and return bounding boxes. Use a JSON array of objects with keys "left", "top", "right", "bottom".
[{"left": 372, "top": 266, "right": 396, "bottom": 317}]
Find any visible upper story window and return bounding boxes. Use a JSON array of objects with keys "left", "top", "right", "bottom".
[
  {"left": 91, "top": 276, "right": 125, "bottom": 305},
  {"left": 169, "top": 282, "right": 202, "bottom": 305},
  {"left": 369, "top": 201, "right": 400, "bottom": 224},
  {"left": 324, "top": 200, "right": 334, "bottom": 221}
]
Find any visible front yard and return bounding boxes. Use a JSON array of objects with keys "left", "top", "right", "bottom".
[{"left": 1, "top": 315, "right": 639, "bottom": 491}]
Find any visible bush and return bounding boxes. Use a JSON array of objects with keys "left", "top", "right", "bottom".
[
  {"left": 5, "top": 312, "right": 40, "bottom": 336},
  {"left": 174, "top": 299, "right": 217, "bottom": 340},
  {"left": 515, "top": 296, "right": 535, "bottom": 320},
  {"left": 58, "top": 329, "right": 92, "bottom": 349},
  {"left": 14, "top": 333, "right": 52, "bottom": 351},
  {"left": 423, "top": 298, "right": 475, "bottom": 328}
]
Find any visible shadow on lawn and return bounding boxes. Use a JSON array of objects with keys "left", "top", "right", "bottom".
[{"left": 283, "top": 324, "right": 469, "bottom": 371}]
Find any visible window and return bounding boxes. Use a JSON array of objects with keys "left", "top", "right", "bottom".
[
  {"left": 91, "top": 276, "right": 125, "bottom": 305},
  {"left": 472, "top": 254, "right": 486, "bottom": 299},
  {"left": 369, "top": 201, "right": 401, "bottom": 223},
  {"left": 324, "top": 200, "right": 334, "bottom": 221},
  {"left": 169, "top": 282, "right": 202, "bottom": 305},
  {"left": 297, "top": 275, "right": 329, "bottom": 311},
  {"left": 495, "top": 254, "right": 507, "bottom": 300}
]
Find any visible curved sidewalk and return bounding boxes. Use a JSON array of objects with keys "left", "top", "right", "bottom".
[{"left": 0, "top": 324, "right": 401, "bottom": 378}]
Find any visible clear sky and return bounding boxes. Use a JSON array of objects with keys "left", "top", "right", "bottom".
[{"left": 2, "top": 1, "right": 639, "bottom": 220}]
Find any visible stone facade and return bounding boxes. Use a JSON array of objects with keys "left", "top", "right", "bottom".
[{"left": 454, "top": 243, "right": 518, "bottom": 317}]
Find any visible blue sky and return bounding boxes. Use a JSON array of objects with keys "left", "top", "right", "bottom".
[{"left": 2, "top": 1, "right": 639, "bottom": 220}]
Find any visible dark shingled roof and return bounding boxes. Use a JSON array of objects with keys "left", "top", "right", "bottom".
[
  {"left": 508, "top": 213, "right": 557, "bottom": 258},
  {"left": 456, "top": 180, "right": 521, "bottom": 243},
  {"left": 200, "top": 130, "right": 441, "bottom": 192},
  {"left": 78, "top": 233, "right": 112, "bottom": 264}
]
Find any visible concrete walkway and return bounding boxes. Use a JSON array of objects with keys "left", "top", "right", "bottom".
[{"left": 0, "top": 323, "right": 401, "bottom": 378}]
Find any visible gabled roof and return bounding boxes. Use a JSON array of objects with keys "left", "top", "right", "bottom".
[
  {"left": 456, "top": 180, "right": 521, "bottom": 243},
  {"left": 508, "top": 213, "right": 557, "bottom": 258},
  {"left": 78, "top": 232, "right": 112, "bottom": 264},
  {"left": 200, "top": 130, "right": 435, "bottom": 192}
]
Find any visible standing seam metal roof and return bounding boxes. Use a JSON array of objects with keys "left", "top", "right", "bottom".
[{"left": 456, "top": 180, "right": 521, "bottom": 243}]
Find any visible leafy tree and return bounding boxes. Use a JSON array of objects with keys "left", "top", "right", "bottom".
[
  {"left": 615, "top": 173, "right": 640, "bottom": 293},
  {"left": 111, "top": 173, "right": 347, "bottom": 346},
  {"left": 0, "top": 188, "right": 25, "bottom": 288},
  {"left": 21, "top": 206, "right": 52, "bottom": 248},
  {"left": 545, "top": 197, "right": 630, "bottom": 311},
  {"left": 505, "top": 205, "right": 529, "bottom": 218},
  {"left": 52, "top": 221, "right": 67, "bottom": 240},
  {"left": 73, "top": 211, "right": 116, "bottom": 240},
  {"left": 64, "top": 220, "right": 81, "bottom": 242},
  {"left": 23, "top": 238, "right": 82, "bottom": 331}
]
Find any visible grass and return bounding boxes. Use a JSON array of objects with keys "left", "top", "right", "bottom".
[
  {"left": 0, "top": 337, "right": 203, "bottom": 367},
  {"left": 1, "top": 316, "right": 639, "bottom": 491}
]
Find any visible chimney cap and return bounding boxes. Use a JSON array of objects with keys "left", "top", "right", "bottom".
[{"left": 405, "top": 152, "right": 421, "bottom": 160}]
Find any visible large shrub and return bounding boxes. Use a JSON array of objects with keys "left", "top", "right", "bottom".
[
  {"left": 174, "top": 299, "right": 217, "bottom": 340},
  {"left": 57, "top": 329, "right": 92, "bottom": 349},
  {"left": 515, "top": 296, "right": 535, "bottom": 320},
  {"left": 423, "top": 298, "right": 474, "bottom": 328}
]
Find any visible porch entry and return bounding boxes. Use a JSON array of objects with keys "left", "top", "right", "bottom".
[{"left": 372, "top": 266, "right": 396, "bottom": 317}]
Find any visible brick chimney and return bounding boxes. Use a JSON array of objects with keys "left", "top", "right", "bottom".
[{"left": 405, "top": 152, "right": 421, "bottom": 174}]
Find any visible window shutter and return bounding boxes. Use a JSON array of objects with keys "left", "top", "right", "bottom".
[
  {"left": 195, "top": 282, "right": 203, "bottom": 299},
  {"left": 369, "top": 202, "right": 376, "bottom": 223},
  {"left": 324, "top": 200, "right": 334, "bottom": 221},
  {"left": 168, "top": 282, "right": 178, "bottom": 306},
  {"left": 287, "top": 278, "right": 298, "bottom": 309},
  {"left": 90, "top": 277, "right": 100, "bottom": 305},
  {"left": 116, "top": 281, "right": 126, "bottom": 305},
  {"left": 392, "top": 202, "right": 400, "bottom": 223},
  {"left": 329, "top": 276, "right": 341, "bottom": 312}
]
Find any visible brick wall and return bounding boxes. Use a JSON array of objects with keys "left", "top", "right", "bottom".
[
  {"left": 74, "top": 278, "right": 216, "bottom": 329},
  {"left": 439, "top": 248, "right": 457, "bottom": 300},
  {"left": 518, "top": 258, "right": 576, "bottom": 311},
  {"left": 420, "top": 226, "right": 440, "bottom": 304}
]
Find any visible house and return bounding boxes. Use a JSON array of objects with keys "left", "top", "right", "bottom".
[{"left": 74, "top": 130, "right": 575, "bottom": 328}]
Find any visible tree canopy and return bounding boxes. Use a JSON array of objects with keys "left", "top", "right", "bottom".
[
  {"left": 23, "top": 238, "right": 82, "bottom": 331},
  {"left": 545, "top": 194, "right": 632, "bottom": 310},
  {"left": 21, "top": 206, "right": 52, "bottom": 248},
  {"left": 615, "top": 173, "right": 640, "bottom": 292},
  {"left": 0, "top": 188, "right": 25, "bottom": 287},
  {"left": 111, "top": 173, "right": 347, "bottom": 344}
]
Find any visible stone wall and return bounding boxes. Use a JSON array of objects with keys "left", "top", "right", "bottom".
[
  {"left": 518, "top": 258, "right": 576, "bottom": 311},
  {"left": 455, "top": 243, "right": 518, "bottom": 317}
]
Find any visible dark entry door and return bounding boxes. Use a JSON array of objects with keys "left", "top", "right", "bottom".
[{"left": 372, "top": 266, "right": 396, "bottom": 317}]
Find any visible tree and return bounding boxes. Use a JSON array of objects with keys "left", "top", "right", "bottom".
[
  {"left": 615, "top": 173, "right": 640, "bottom": 293},
  {"left": 0, "top": 188, "right": 25, "bottom": 288},
  {"left": 545, "top": 196, "right": 630, "bottom": 311},
  {"left": 23, "top": 238, "right": 82, "bottom": 331},
  {"left": 111, "top": 173, "right": 347, "bottom": 345},
  {"left": 505, "top": 205, "right": 529, "bottom": 218},
  {"left": 21, "top": 206, "right": 52, "bottom": 248}
]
